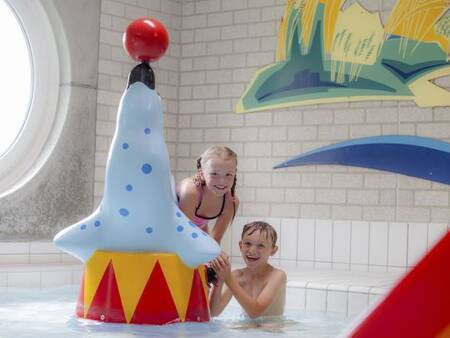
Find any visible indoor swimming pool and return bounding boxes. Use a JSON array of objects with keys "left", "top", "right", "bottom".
[{"left": 0, "top": 285, "right": 353, "bottom": 338}]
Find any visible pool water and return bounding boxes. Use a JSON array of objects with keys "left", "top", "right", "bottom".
[{"left": 0, "top": 286, "right": 352, "bottom": 338}]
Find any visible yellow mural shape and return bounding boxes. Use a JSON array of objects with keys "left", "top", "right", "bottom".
[
  {"left": 385, "top": 0, "right": 450, "bottom": 56},
  {"left": 323, "top": 0, "right": 344, "bottom": 55},
  {"left": 330, "top": 3, "right": 384, "bottom": 82},
  {"left": 237, "top": 0, "right": 450, "bottom": 113}
]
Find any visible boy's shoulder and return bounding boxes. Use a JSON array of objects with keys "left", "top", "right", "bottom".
[{"left": 272, "top": 266, "right": 287, "bottom": 281}]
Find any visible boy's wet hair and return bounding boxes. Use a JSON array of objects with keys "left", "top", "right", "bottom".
[{"left": 241, "top": 221, "right": 278, "bottom": 247}]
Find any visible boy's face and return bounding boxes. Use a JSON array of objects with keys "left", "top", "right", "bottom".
[
  {"left": 239, "top": 229, "right": 278, "bottom": 267},
  {"left": 201, "top": 156, "right": 236, "bottom": 196}
]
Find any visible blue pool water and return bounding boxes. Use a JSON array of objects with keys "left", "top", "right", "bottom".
[{"left": 0, "top": 286, "right": 352, "bottom": 338}]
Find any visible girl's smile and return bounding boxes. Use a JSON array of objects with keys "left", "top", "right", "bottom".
[{"left": 202, "top": 156, "right": 236, "bottom": 196}]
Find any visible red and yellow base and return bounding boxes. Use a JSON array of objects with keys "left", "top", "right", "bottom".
[{"left": 75, "top": 251, "right": 210, "bottom": 325}]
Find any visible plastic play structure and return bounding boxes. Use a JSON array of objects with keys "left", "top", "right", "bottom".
[{"left": 54, "top": 17, "right": 220, "bottom": 324}]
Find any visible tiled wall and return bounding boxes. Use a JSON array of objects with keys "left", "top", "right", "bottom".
[
  {"left": 0, "top": 242, "right": 82, "bottom": 288},
  {"left": 222, "top": 216, "right": 450, "bottom": 272},
  {"left": 94, "top": 0, "right": 450, "bottom": 273},
  {"left": 174, "top": 0, "right": 450, "bottom": 225}
]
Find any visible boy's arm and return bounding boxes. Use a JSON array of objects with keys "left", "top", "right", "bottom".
[
  {"left": 209, "top": 253, "right": 233, "bottom": 316},
  {"left": 224, "top": 269, "right": 286, "bottom": 319},
  {"left": 209, "top": 280, "right": 233, "bottom": 317}
]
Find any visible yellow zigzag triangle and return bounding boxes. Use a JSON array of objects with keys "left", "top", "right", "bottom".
[
  {"left": 83, "top": 251, "right": 111, "bottom": 318},
  {"left": 159, "top": 254, "right": 195, "bottom": 321},
  {"left": 111, "top": 252, "right": 157, "bottom": 323}
]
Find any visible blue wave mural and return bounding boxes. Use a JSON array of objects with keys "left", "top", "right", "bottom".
[{"left": 273, "top": 136, "right": 450, "bottom": 185}]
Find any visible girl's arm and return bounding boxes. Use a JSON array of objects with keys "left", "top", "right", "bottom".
[
  {"left": 224, "top": 269, "right": 286, "bottom": 319},
  {"left": 211, "top": 195, "right": 239, "bottom": 243},
  {"left": 177, "top": 179, "right": 199, "bottom": 222}
]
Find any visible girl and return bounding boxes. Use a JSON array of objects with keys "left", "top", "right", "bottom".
[{"left": 177, "top": 146, "right": 239, "bottom": 244}]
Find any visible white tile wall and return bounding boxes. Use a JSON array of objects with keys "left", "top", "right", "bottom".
[
  {"left": 225, "top": 216, "right": 448, "bottom": 271},
  {"left": 332, "top": 221, "right": 350, "bottom": 265},
  {"left": 407, "top": 223, "right": 428, "bottom": 266},
  {"left": 387, "top": 222, "right": 408, "bottom": 268},
  {"left": 298, "top": 219, "right": 315, "bottom": 263},
  {"left": 369, "top": 222, "right": 388, "bottom": 269},
  {"left": 347, "top": 292, "right": 369, "bottom": 316},
  {"left": 327, "top": 290, "right": 348, "bottom": 313},
  {"left": 306, "top": 288, "right": 327, "bottom": 312},
  {"left": 0, "top": 242, "right": 82, "bottom": 288},
  {"left": 350, "top": 221, "right": 369, "bottom": 267}
]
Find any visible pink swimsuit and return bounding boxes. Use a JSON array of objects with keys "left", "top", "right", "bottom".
[{"left": 177, "top": 184, "right": 226, "bottom": 232}]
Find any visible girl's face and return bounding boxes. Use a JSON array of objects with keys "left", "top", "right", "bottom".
[
  {"left": 201, "top": 156, "right": 236, "bottom": 196},
  {"left": 239, "top": 229, "right": 277, "bottom": 268}
]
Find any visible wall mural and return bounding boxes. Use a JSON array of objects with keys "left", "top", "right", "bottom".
[
  {"left": 236, "top": 0, "right": 450, "bottom": 113},
  {"left": 273, "top": 135, "right": 450, "bottom": 185}
]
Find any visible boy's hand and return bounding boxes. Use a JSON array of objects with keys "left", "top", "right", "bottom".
[{"left": 210, "top": 252, "right": 231, "bottom": 282}]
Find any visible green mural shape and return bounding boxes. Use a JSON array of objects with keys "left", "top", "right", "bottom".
[{"left": 236, "top": 2, "right": 450, "bottom": 113}]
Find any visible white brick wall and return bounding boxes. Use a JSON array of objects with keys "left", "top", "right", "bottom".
[
  {"left": 94, "top": 0, "right": 450, "bottom": 271},
  {"left": 223, "top": 217, "right": 449, "bottom": 272}
]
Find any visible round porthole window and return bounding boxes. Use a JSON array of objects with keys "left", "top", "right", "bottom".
[
  {"left": 0, "top": 0, "right": 68, "bottom": 197},
  {"left": 0, "top": 0, "right": 31, "bottom": 158}
]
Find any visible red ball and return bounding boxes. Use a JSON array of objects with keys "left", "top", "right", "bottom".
[{"left": 123, "top": 17, "right": 169, "bottom": 63}]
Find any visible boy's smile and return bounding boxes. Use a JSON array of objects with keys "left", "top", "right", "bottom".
[{"left": 239, "top": 229, "right": 277, "bottom": 267}]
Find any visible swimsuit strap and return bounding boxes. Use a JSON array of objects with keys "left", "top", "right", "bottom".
[{"left": 194, "top": 185, "right": 226, "bottom": 220}]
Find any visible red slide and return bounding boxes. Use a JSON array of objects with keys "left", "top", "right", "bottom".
[{"left": 349, "top": 231, "right": 450, "bottom": 338}]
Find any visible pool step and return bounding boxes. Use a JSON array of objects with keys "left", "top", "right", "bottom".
[{"left": 284, "top": 268, "right": 400, "bottom": 316}]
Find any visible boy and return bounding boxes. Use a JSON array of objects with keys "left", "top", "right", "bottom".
[{"left": 209, "top": 221, "right": 287, "bottom": 318}]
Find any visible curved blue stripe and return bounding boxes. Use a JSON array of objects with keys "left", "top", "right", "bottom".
[
  {"left": 291, "top": 136, "right": 450, "bottom": 157},
  {"left": 274, "top": 136, "right": 450, "bottom": 185}
]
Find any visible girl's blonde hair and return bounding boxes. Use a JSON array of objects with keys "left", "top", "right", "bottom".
[{"left": 193, "top": 145, "right": 238, "bottom": 194}]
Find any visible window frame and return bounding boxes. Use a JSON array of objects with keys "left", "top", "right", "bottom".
[{"left": 0, "top": 0, "right": 68, "bottom": 197}]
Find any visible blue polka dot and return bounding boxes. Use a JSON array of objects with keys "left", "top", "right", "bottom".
[
  {"left": 188, "top": 221, "right": 196, "bottom": 228},
  {"left": 126, "top": 184, "right": 133, "bottom": 191},
  {"left": 141, "top": 163, "right": 152, "bottom": 174},
  {"left": 146, "top": 227, "right": 153, "bottom": 234},
  {"left": 80, "top": 224, "right": 87, "bottom": 230},
  {"left": 176, "top": 211, "right": 182, "bottom": 217},
  {"left": 94, "top": 221, "right": 101, "bottom": 227},
  {"left": 192, "top": 233, "right": 198, "bottom": 239},
  {"left": 122, "top": 143, "right": 129, "bottom": 149},
  {"left": 144, "top": 128, "right": 151, "bottom": 135},
  {"left": 119, "top": 208, "right": 129, "bottom": 216},
  {"left": 177, "top": 225, "right": 184, "bottom": 232}
]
